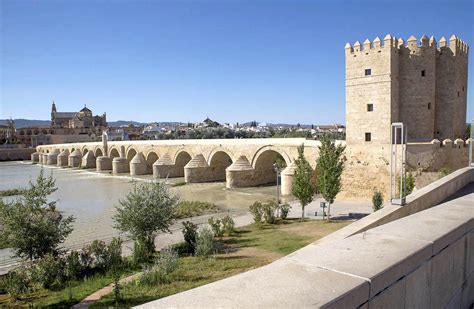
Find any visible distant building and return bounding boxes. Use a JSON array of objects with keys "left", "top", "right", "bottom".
[
  {"left": 0, "top": 119, "right": 15, "bottom": 143},
  {"left": 51, "top": 101, "right": 107, "bottom": 129}
]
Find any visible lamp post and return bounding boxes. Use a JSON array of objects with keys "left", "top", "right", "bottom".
[{"left": 273, "top": 163, "right": 280, "bottom": 205}]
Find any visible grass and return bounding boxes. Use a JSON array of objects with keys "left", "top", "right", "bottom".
[
  {"left": 0, "top": 188, "right": 25, "bottom": 197},
  {"left": 170, "top": 181, "right": 187, "bottom": 187},
  {"left": 0, "top": 267, "right": 138, "bottom": 307},
  {"left": 174, "top": 201, "right": 219, "bottom": 219},
  {"left": 94, "top": 219, "right": 350, "bottom": 307}
]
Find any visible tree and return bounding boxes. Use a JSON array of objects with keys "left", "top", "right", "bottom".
[
  {"left": 0, "top": 169, "right": 75, "bottom": 260},
  {"left": 292, "top": 145, "right": 316, "bottom": 219},
  {"left": 372, "top": 191, "right": 384, "bottom": 211},
  {"left": 316, "top": 135, "right": 345, "bottom": 220},
  {"left": 113, "top": 181, "right": 178, "bottom": 259}
]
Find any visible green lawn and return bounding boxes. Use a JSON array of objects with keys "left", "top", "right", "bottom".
[{"left": 94, "top": 219, "right": 350, "bottom": 308}]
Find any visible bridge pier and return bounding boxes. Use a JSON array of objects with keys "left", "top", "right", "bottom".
[
  {"left": 280, "top": 162, "right": 297, "bottom": 196},
  {"left": 225, "top": 156, "right": 255, "bottom": 188},
  {"left": 69, "top": 149, "right": 82, "bottom": 168},
  {"left": 184, "top": 154, "right": 212, "bottom": 183},
  {"left": 130, "top": 152, "right": 147, "bottom": 176},
  {"left": 41, "top": 153, "right": 48, "bottom": 165},
  {"left": 47, "top": 149, "right": 60, "bottom": 165},
  {"left": 96, "top": 156, "right": 112, "bottom": 171},
  {"left": 57, "top": 149, "right": 70, "bottom": 167},
  {"left": 31, "top": 152, "right": 40, "bottom": 163},
  {"left": 153, "top": 154, "right": 179, "bottom": 178},
  {"left": 112, "top": 157, "right": 129, "bottom": 174},
  {"left": 82, "top": 151, "right": 96, "bottom": 168}
]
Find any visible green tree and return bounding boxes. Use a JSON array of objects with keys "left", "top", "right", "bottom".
[
  {"left": 465, "top": 123, "right": 472, "bottom": 140},
  {"left": 291, "top": 145, "right": 316, "bottom": 219},
  {"left": 316, "top": 135, "right": 345, "bottom": 220},
  {"left": 372, "top": 191, "right": 384, "bottom": 211},
  {"left": 0, "top": 169, "right": 75, "bottom": 260},
  {"left": 113, "top": 181, "right": 178, "bottom": 259}
]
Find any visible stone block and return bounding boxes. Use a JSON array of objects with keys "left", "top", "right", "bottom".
[
  {"left": 405, "top": 261, "right": 431, "bottom": 309},
  {"left": 82, "top": 151, "right": 96, "bottom": 168},
  {"left": 69, "top": 149, "right": 82, "bottom": 168},
  {"left": 31, "top": 152, "right": 39, "bottom": 162},
  {"left": 369, "top": 277, "right": 406, "bottom": 309},
  {"left": 57, "top": 150, "right": 69, "bottom": 167},
  {"left": 130, "top": 152, "right": 148, "bottom": 176},
  {"left": 290, "top": 232, "right": 431, "bottom": 297}
]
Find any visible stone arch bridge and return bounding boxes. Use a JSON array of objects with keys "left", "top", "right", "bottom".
[{"left": 33, "top": 138, "right": 333, "bottom": 195}]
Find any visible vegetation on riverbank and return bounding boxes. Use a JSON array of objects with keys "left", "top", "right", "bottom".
[
  {"left": 0, "top": 188, "right": 25, "bottom": 197},
  {"left": 175, "top": 201, "right": 219, "bottom": 219}
]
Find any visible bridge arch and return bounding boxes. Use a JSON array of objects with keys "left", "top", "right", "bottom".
[
  {"left": 174, "top": 150, "right": 192, "bottom": 177},
  {"left": 209, "top": 151, "right": 233, "bottom": 182},
  {"left": 126, "top": 147, "right": 137, "bottom": 162},
  {"left": 251, "top": 146, "right": 291, "bottom": 186},
  {"left": 94, "top": 147, "right": 104, "bottom": 157},
  {"left": 109, "top": 148, "right": 120, "bottom": 159},
  {"left": 81, "top": 147, "right": 89, "bottom": 155},
  {"left": 146, "top": 151, "right": 159, "bottom": 173}
]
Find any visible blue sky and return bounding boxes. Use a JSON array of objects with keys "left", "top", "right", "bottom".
[{"left": 1, "top": 0, "right": 473, "bottom": 124}]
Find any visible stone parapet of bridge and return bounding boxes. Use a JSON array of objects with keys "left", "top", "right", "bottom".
[{"left": 33, "top": 138, "right": 336, "bottom": 194}]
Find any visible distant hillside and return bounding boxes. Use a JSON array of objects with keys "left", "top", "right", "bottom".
[
  {"left": 108, "top": 120, "right": 147, "bottom": 127},
  {"left": 0, "top": 119, "right": 50, "bottom": 128}
]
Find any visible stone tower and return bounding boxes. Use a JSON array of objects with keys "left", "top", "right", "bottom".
[{"left": 345, "top": 34, "right": 469, "bottom": 144}]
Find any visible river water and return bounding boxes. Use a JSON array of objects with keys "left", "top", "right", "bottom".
[{"left": 0, "top": 161, "right": 284, "bottom": 248}]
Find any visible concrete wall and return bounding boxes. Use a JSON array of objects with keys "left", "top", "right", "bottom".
[
  {"left": 0, "top": 148, "right": 36, "bottom": 161},
  {"left": 138, "top": 180, "right": 473, "bottom": 308}
]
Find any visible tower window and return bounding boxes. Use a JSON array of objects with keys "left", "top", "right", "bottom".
[
  {"left": 365, "top": 69, "right": 372, "bottom": 76},
  {"left": 428, "top": 103, "right": 431, "bottom": 110},
  {"left": 367, "top": 104, "right": 374, "bottom": 112},
  {"left": 421, "top": 70, "right": 425, "bottom": 77},
  {"left": 365, "top": 133, "right": 371, "bottom": 142}
]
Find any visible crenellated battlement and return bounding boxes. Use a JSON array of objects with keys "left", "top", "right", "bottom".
[{"left": 345, "top": 34, "right": 469, "bottom": 56}]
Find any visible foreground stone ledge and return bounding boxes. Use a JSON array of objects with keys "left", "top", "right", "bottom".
[{"left": 136, "top": 258, "right": 370, "bottom": 309}]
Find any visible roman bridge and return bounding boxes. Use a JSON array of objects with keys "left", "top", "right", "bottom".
[{"left": 32, "top": 138, "right": 340, "bottom": 195}]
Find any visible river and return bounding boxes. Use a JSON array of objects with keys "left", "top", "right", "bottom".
[{"left": 0, "top": 161, "right": 286, "bottom": 247}]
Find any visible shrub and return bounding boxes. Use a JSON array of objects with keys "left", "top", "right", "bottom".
[
  {"left": 32, "top": 254, "right": 65, "bottom": 289},
  {"left": 279, "top": 203, "right": 291, "bottom": 219},
  {"left": 262, "top": 200, "right": 278, "bottom": 224},
  {"left": 132, "top": 239, "right": 153, "bottom": 266},
  {"left": 107, "top": 238, "right": 123, "bottom": 269},
  {"left": 249, "top": 201, "right": 263, "bottom": 224},
  {"left": 140, "top": 247, "right": 179, "bottom": 285},
  {"left": 208, "top": 217, "right": 224, "bottom": 238},
  {"left": 406, "top": 173, "right": 415, "bottom": 196},
  {"left": 195, "top": 227, "right": 215, "bottom": 257},
  {"left": 65, "top": 251, "right": 83, "bottom": 281},
  {"left": 221, "top": 215, "right": 235, "bottom": 236},
  {"left": 439, "top": 167, "right": 452, "bottom": 178},
  {"left": 372, "top": 191, "right": 384, "bottom": 211},
  {"left": 182, "top": 221, "right": 198, "bottom": 254},
  {"left": 88, "top": 240, "right": 109, "bottom": 271},
  {"left": 5, "top": 266, "right": 32, "bottom": 299}
]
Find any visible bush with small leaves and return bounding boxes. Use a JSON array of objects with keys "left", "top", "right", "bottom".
[
  {"left": 372, "top": 191, "right": 384, "bottom": 211},
  {"left": 132, "top": 239, "right": 153, "bottom": 266},
  {"left": 32, "top": 254, "right": 65, "bottom": 289},
  {"left": 249, "top": 201, "right": 263, "bottom": 224},
  {"left": 279, "top": 203, "right": 291, "bottom": 219},
  {"left": 195, "top": 227, "right": 215, "bottom": 257},
  {"left": 182, "top": 221, "right": 198, "bottom": 254},
  {"left": 406, "top": 173, "right": 415, "bottom": 196},
  {"left": 208, "top": 217, "right": 224, "bottom": 238},
  {"left": 65, "top": 251, "right": 83, "bottom": 281},
  {"left": 5, "top": 266, "right": 32, "bottom": 300},
  {"left": 221, "top": 215, "right": 235, "bottom": 236},
  {"left": 262, "top": 200, "right": 278, "bottom": 224},
  {"left": 140, "top": 247, "right": 179, "bottom": 285},
  {"left": 87, "top": 240, "right": 109, "bottom": 271}
]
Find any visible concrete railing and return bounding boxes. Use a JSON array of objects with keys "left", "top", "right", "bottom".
[
  {"left": 138, "top": 185, "right": 473, "bottom": 308},
  {"left": 316, "top": 166, "right": 474, "bottom": 245}
]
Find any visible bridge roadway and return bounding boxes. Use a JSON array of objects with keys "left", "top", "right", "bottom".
[{"left": 33, "top": 138, "right": 342, "bottom": 195}]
